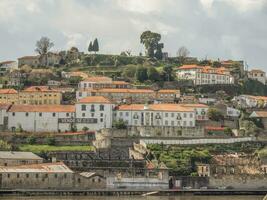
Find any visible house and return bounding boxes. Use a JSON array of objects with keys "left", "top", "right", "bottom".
[
  {"left": 8, "top": 70, "right": 27, "bottom": 87},
  {"left": 248, "top": 69, "right": 266, "bottom": 85},
  {"left": 250, "top": 111, "right": 267, "bottom": 129},
  {"left": 233, "top": 95, "right": 267, "bottom": 108},
  {"left": 0, "top": 89, "right": 19, "bottom": 104},
  {"left": 176, "top": 65, "right": 234, "bottom": 85},
  {"left": 0, "top": 61, "right": 18, "bottom": 76},
  {"left": 61, "top": 71, "right": 89, "bottom": 80},
  {"left": 18, "top": 56, "right": 40, "bottom": 67},
  {"left": 47, "top": 80, "right": 61, "bottom": 86},
  {"left": 0, "top": 162, "right": 106, "bottom": 189},
  {"left": 77, "top": 88, "right": 180, "bottom": 103},
  {"left": 75, "top": 96, "right": 114, "bottom": 131},
  {"left": 196, "top": 163, "right": 210, "bottom": 177},
  {"left": 0, "top": 151, "right": 43, "bottom": 166},
  {"left": 78, "top": 76, "right": 131, "bottom": 90},
  {"left": 39, "top": 52, "right": 61, "bottom": 66},
  {"left": 19, "top": 86, "right": 62, "bottom": 105}
]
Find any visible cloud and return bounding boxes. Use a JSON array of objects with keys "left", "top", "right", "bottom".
[{"left": 0, "top": 0, "right": 267, "bottom": 70}]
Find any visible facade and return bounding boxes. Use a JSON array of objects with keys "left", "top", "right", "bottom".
[
  {"left": 7, "top": 104, "right": 75, "bottom": 132},
  {"left": 0, "top": 61, "right": 18, "bottom": 76},
  {"left": 78, "top": 76, "right": 131, "bottom": 90},
  {"left": 19, "top": 86, "right": 62, "bottom": 105},
  {"left": 0, "top": 89, "right": 19, "bottom": 104},
  {"left": 0, "top": 151, "right": 43, "bottom": 166},
  {"left": 18, "top": 56, "right": 40, "bottom": 67},
  {"left": 0, "top": 162, "right": 106, "bottom": 189},
  {"left": 248, "top": 69, "right": 266, "bottom": 84},
  {"left": 233, "top": 95, "right": 267, "bottom": 108},
  {"left": 115, "top": 104, "right": 196, "bottom": 127},
  {"left": 61, "top": 71, "right": 89, "bottom": 80},
  {"left": 8, "top": 70, "right": 27, "bottom": 87},
  {"left": 77, "top": 88, "right": 180, "bottom": 103},
  {"left": 75, "top": 96, "right": 114, "bottom": 131},
  {"left": 176, "top": 65, "right": 234, "bottom": 85}
]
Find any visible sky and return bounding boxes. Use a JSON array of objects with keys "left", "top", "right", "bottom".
[{"left": 0, "top": 0, "right": 267, "bottom": 70}]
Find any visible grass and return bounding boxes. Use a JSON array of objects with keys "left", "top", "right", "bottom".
[
  {"left": 19, "top": 145, "right": 95, "bottom": 153},
  {"left": 257, "top": 147, "right": 267, "bottom": 158}
]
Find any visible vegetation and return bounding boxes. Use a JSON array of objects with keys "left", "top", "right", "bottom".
[
  {"left": 113, "top": 119, "right": 127, "bottom": 129},
  {"left": 0, "top": 140, "right": 12, "bottom": 151},
  {"left": 26, "top": 135, "right": 37, "bottom": 145},
  {"left": 207, "top": 108, "right": 224, "bottom": 121},
  {"left": 19, "top": 145, "right": 95, "bottom": 153}
]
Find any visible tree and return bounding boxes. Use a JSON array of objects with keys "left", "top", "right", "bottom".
[
  {"left": 122, "top": 65, "right": 137, "bottom": 79},
  {"left": 147, "top": 67, "right": 160, "bottom": 81},
  {"left": 207, "top": 108, "right": 224, "bottom": 121},
  {"left": 135, "top": 66, "right": 148, "bottom": 82},
  {"left": 92, "top": 38, "right": 99, "bottom": 53},
  {"left": 162, "top": 65, "right": 174, "bottom": 81},
  {"left": 113, "top": 119, "right": 127, "bottom": 129},
  {"left": 82, "top": 126, "right": 89, "bottom": 132},
  {"left": 155, "top": 43, "right": 164, "bottom": 60},
  {"left": 177, "top": 46, "right": 190, "bottom": 64},
  {"left": 0, "top": 140, "right": 11, "bottom": 151},
  {"left": 140, "top": 31, "right": 162, "bottom": 58},
  {"left": 35, "top": 36, "right": 54, "bottom": 55},
  {"left": 88, "top": 42, "right": 93, "bottom": 53}
]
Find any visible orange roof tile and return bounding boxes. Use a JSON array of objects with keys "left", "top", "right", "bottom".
[
  {"left": 112, "top": 81, "right": 130, "bottom": 85},
  {"left": 249, "top": 69, "right": 265, "bottom": 73},
  {"left": 83, "top": 76, "right": 112, "bottom": 83},
  {"left": 79, "top": 88, "right": 154, "bottom": 94},
  {"left": 179, "top": 103, "right": 209, "bottom": 108},
  {"left": 23, "top": 86, "right": 60, "bottom": 93},
  {"left": 8, "top": 105, "right": 75, "bottom": 113},
  {"left": 158, "top": 89, "right": 180, "bottom": 93},
  {"left": 78, "top": 96, "right": 111, "bottom": 104},
  {"left": 0, "top": 89, "right": 18, "bottom": 94},
  {"left": 0, "top": 103, "right": 12, "bottom": 110},
  {"left": 178, "top": 65, "right": 202, "bottom": 70},
  {"left": 205, "top": 126, "right": 225, "bottom": 131}
]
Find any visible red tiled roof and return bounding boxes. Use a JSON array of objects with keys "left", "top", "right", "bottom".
[
  {"left": 205, "top": 126, "right": 225, "bottom": 131},
  {"left": 78, "top": 96, "right": 111, "bottom": 104},
  {"left": 0, "top": 103, "right": 12, "bottom": 110},
  {"left": 8, "top": 105, "right": 75, "bottom": 113},
  {"left": 23, "top": 86, "right": 59, "bottom": 93},
  {"left": 83, "top": 76, "right": 112, "bottom": 83},
  {"left": 0, "top": 89, "right": 18, "bottom": 94}
]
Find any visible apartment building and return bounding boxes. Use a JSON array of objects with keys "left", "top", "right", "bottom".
[
  {"left": 248, "top": 69, "right": 266, "bottom": 85},
  {"left": 176, "top": 65, "right": 234, "bottom": 85},
  {"left": 233, "top": 95, "right": 267, "bottom": 108},
  {"left": 76, "top": 88, "right": 180, "bottom": 103},
  {"left": 0, "top": 89, "right": 19, "bottom": 104},
  {"left": 0, "top": 61, "right": 18, "bottom": 76}
]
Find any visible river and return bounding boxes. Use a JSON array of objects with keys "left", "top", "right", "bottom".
[{"left": 0, "top": 196, "right": 264, "bottom": 200}]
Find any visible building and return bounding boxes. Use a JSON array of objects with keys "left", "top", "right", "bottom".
[
  {"left": 0, "top": 151, "right": 43, "bottom": 166},
  {"left": 77, "top": 88, "right": 180, "bottom": 103},
  {"left": 176, "top": 65, "right": 234, "bottom": 85},
  {"left": 248, "top": 69, "right": 266, "bottom": 85},
  {"left": 18, "top": 86, "right": 62, "bottom": 105},
  {"left": 115, "top": 104, "right": 196, "bottom": 127},
  {"left": 18, "top": 56, "right": 40, "bottom": 67},
  {"left": 250, "top": 111, "right": 267, "bottom": 129},
  {"left": 0, "top": 61, "right": 18, "bottom": 76},
  {"left": 197, "top": 163, "right": 210, "bottom": 177},
  {"left": 47, "top": 80, "right": 61, "bottom": 86},
  {"left": 39, "top": 52, "right": 61, "bottom": 66},
  {"left": 7, "top": 104, "right": 75, "bottom": 132},
  {"left": 75, "top": 96, "right": 114, "bottom": 131},
  {"left": 61, "top": 71, "right": 89, "bottom": 80},
  {"left": 0, "top": 89, "right": 19, "bottom": 104},
  {"left": 233, "top": 95, "right": 267, "bottom": 108},
  {"left": 8, "top": 70, "right": 27, "bottom": 87},
  {"left": 0, "top": 162, "right": 106, "bottom": 189},
  {"left": 78, "top": 76, "right": 131, "bottom": 90},
  {"left": 0, "top": 104, "right": 11, "bottom": 130}
]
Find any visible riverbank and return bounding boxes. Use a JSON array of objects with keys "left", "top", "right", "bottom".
[{"left": 0, "top": 189, "right": 266, "bottom": 196}]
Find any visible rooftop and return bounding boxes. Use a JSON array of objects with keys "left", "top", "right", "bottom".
[
  {"left": 117, "top": 104, "right": 194, "bottom": 112},
  {"left": 0, "top": 151, "right": 42, "bottom": 160},
  {"left": 0, "top": 162, "right": 73, "bottom": 173},
  {"left": 8, "top": 104, "right": 75, "bottom": 113},
  {"left": 23, "top": 86, "right": 59, "bottom": 93},
  {"left": 78, "top": 96, "right": 112, "bottom": 104},
  {"left": 0, "top": 89, "right": 18, "bottom": 94},
  {"left": 83, "top": 76, "right": 112, "bottom": 83},
  {"left": 0, "top": 61, "right": 16, "bottom": 65},
  {"left": 0, "top": 103, "right": 12, "bottom": 110}
]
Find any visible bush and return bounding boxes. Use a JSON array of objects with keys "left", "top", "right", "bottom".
[
  {"left": 113, "top": 119, "right": 127, "bottom": 129},
  {"left": 207, "top": 108, "right": 224, "bottom": 121},
  {"left": 27, "top": 135, "right": 37, "bottom": 145},
  {"left": 82, "top": 127, "right": 89, "bottom": 132},
  {"left": 0, "top": 140, "right": 12, "bottom": 150},
  {"left": 45, "top": 137, "right": 56, "bottom": 145}
]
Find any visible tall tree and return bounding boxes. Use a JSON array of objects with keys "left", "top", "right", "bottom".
[
  {"left": 35, "top": 36, "right": 54, "bottom": 66},
  {"left": 140, "top": 31, "right": 162, "bottom": 58},
  {"left": 162, "top": 65, "right": 174, "bottom": 81},
  {"left": 155, "top": 43, "right": 164, "bottom": 60},
  {"left": 92, "top": 38, "right": 99, "bottom": 53},
  {"left": 147, "top": 67, "right": 160, "bottom": 81},
  {"left": 177, "top": 46, "right": 190, "bottom": 64},
  {"left": 35, "top": 37, "right": 54, "bottom": 55},
  {"left": 135, "top": 66, "right": 148, "bottom": 82},
  {"left": 88, "top": 42, "right": 93, "bottom": 53}
]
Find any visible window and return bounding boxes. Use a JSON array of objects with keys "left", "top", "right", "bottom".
[
  {"left": 52, "top": 113, "right": 56, "bottom": 117},
  {"left": 39, "top": 113, "right": 42, "bottom": 117},
  {"left": 92, "top": 178, "right": 95, "bottom": 183},
  {"left": 99, "top": 105, "right": 104, "bottom": 111},
  {"left": 119, "top": 112, "right": 123, "bottom": 117},
  {"left": 54, "top": 174, "right": 58, "bottom": 178},
  {"left": 82, "top": 113, "right": 85, "bottom": 117},
  {"left": 100, "top": 118, "right": 103, "bottom": 122},
  {"left": 12, "top": 112, "right": 15, "bottom": 116},
  {"left": 81, "top": 105, "right": 86, "bottom": 111},
  {"left": 91, "top": 105, "right": 95, "bottom": 112},
  {"left": 100, "top": 113, "right": 103, "bottom": 117},
  {"left": 165, "top": 113, "right": 168, "bottom": 117},
  {"left": 25, "top": 112, "right": 29, "bottom": 117},
  {"left": 91, "top": 113, "right": 94, "bottom": 117},
  {"left": 26, "top": 174, "right": 29, "bottom": 178},
  {"left": 17, "top": 174, "right": 20, "bottom": 178},
  {"left": 183, "top": 113, "right": 187, "bottom": 118},
  {"left": 190, "top": 113, "right": 193, "bottom": 118},
  {"left": 36, "top": 174, "right": 39, "bottom": 178},
  {"left": 165, "top": 120, "right": 168, "bottom": 126},
  {"left": 126, "top": 112, "right": 129, "bottom": 117},
  {"left": 64, "top": 174, "right": 67, "bottom": 179},
  {"left": 171, "top": 113, "right": 174, "bottom": 118},
  {"left": 7, "top": 174, "right": 10, "bottom": 178},
  {"left": 66, "top": 113, "right": 69, "bottom": 117}
]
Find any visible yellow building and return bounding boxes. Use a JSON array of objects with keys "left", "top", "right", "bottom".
[
  {"left": 19, "top": 86, "right": 62, "bottom": 105},
  {"left": 0, "top": 89, "right": 19, "bottom": 104}
]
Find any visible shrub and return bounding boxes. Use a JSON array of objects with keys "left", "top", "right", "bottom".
[
  {"left": 45, "top": 137, "right": 56, "bottom": 145},
  {"left": 113, "top": 119, "right": 127, "bottom": 129},
  {"left": 27, "top": 135, "right": 37, "bottom": 145}
]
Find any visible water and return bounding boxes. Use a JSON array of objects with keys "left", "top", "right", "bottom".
[{"left": 0, "top": 196, "right": 264, "bottom": 200}]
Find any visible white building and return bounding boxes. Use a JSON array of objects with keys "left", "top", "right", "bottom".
[
  {"left": 0, "top": 61, "right": 18, "bottom": 76},
  {"left": 75, "top": 96, "right": 114, "bottom": 131},
  {"left": 115, "top": 104, "right": 196, "bottom": 127},
  {"left": 248, "top": 69, "right": 266, "bottom": 85},
  {"left": 7, "top": 104, "right": 75, "bottom": 132},
  {"left": 176, "top": 65, "right": 234, "bottom": 85},
  {"left": 232, "top": 95, "right": 267, "bottom": 108}
]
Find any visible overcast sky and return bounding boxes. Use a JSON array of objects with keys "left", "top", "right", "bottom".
[{"left": 0, "top": 0, "right": 267, "bottom": 70}]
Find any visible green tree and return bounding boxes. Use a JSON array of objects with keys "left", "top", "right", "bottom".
[
  {"left": 147, "top": 67, "right": 160, "bottom": 81},
  {"left": 207, "top": 108, "right": 224, "bottom": 121},
  {"left": 135, "top": 66, "right": 148, "bottom": 82},
  {"left": 45, "top": 136, "right": 56, "bottom": 145},
  {"left": 155, "top": 43, "right": 164, "bottom": 60},
  {"left": 122, "top": 65, "right": 137, "bottom": 79},
  {"left": 113, "top": 119, "right": 127, "bottom": 129},
  {"left": 0, "top": 140, "right": 12, "bottom": 150},
  {"left": 88, "top": 41, "right": 93, "bottom": 53},
  {"left": 82, "top": 126, "right": 89, "bottom": 132},
  {"left": 162, "top": 65, "right": 174, "bottom": 81},
  {"left": 140, "top": 31, "right": 162, "bottom": 58},
  {"left": 92, "top": 38, "right": 99, "bottom": 53},
  {"left": 27, "top": 135, "right": 37, "bottom": 145}
]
